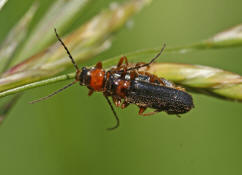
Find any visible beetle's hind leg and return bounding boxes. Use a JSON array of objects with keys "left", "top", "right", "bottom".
[
  {"left": 121, "top": 101, "right": 129, "bottom": 109},
  {"left": 117, "top": 56, "right": 128, "bottom": 68},
  {"left": 176, "top": 114, "right": 181, "bottom": 118},
  {"left": 112, "top": 96, "right": 121, "bottom": 107},
  {"left": 135, "top": 62, "right": 150, "bottom": 70},
  {"left": 138, "top": 107, "right": 161, "bottom": 116},
  {"left": 103, "top": 94, "right": 120, "bottom": 130}
]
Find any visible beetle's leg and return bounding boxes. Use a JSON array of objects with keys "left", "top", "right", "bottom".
[
  {"left": 112, "top": 97, "right": 121, "bottom": 107},
  {"left": 88, "top": 89, "right": 94, "bottom": 96},
  {"left": 149, "top": 75, "right": 155, "bottom": 83},
  {"left": 176, "top": 86, "right": 185, "bottom": 91},
  {"left": 143, "top": 72, "right": 164, "bottom": 85},
  {"left": 139, "top": 107, "right": 160, "bottom": 116},
  {"left": 103, "top": 94, "right": 120, "bottom": 130},
  {"left": 139, "top": 111, "right": 160, "bottom": 116},
  {"left": 95, "top": 62, "right": 102, "bottom": 69},
  {"left": 117, "top": 56, "right": 128, "bottom": 68},
  {"left": 146, "top": 73, "right": 159, "bottom": 84},
  {"left": 152, "top": 76, "right": 164, "bottom": 85},
  {"left": 116, "top": 56, "right": 129, "bottom": 77},
  {"left": 157, "top": 78, "right": 167, "bottom": 86},
  {"left": 121, "top": 101, "right": 129, "bottom": 109},
  {"left": 129, "top": 71, "right": 137, "bottom": 80},
  {"left": 176, "top": 114, "right": 181, "bottom": 118},
  {"left": 138, "top": 107, "right": 147, "bottom": 115}
]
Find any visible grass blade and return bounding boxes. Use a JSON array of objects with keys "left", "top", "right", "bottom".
[
  {"left": 166, "top": 24, "right": 242, "bottom": 54},
  {"left": 0, "top": 61, "right": 241, "bottom": 102},
  {"left": 0, "top": 0, "right": 8, "bottom": 11},
  {"left": 12, "top": 0, "right": 91, "bottom": 64},
  {"left": 0, "top": 2, "right": 38, "bottom": 73},
  {"left": 0, "top": 94, "right": 21, "bottom": 124}
]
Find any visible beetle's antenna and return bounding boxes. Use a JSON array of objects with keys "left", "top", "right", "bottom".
[
  {"left": 54, "top": 28, "right": 79, "bottom": 71},
  {"left": 29, "top": 81, "right": 77, "bottom": 104},
  {"left": 30, "top": 29, "right": 80, "bottom": 104},
  {"left": 104, "top": 95, "right": 120, "bottom": 130},
  {"left": 127, "top": 43, "right": 166, "bottom": 71}
]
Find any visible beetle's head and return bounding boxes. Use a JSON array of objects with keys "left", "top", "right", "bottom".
[{"left": 76, "top": 67, "right": 91, "bottom": 86}]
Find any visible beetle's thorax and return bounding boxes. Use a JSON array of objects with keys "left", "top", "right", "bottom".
[{"left": 77, "top": 67, "right": 106, "bottom": 91}]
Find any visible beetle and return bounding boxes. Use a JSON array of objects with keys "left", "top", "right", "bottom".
[
  {"left": 105, "top": 70, "right": 194, "bottom": 116},
  {"left": 31, "top": 29, "right": 194, "bottom": 130}
]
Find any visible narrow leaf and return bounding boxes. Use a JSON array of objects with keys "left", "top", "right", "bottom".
[
  {"left": 164, "top": 24, "right": 242, "bottom": 54},
  {"left": 0, "top": 2, "right": 38, "bottom": 73},
  {"left": 13, "top": 0, "right": 91, "bottom": 64},
  {"left": 0, "top": 0, "right": 8, "bottom": 11},
  {"left": 206, "top": 24, "right": 242, "bottom": 48},
  {"left": 0, "top": 94, "right": 21, "bottom": 124}
]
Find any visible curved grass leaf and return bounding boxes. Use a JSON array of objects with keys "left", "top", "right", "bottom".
[
  {"left": 0, "top": 0, "right": 8, "bottom": 11},
  {"left": 12, "top": 0, "right": 91, "bottom": 64},
  {"left": 167, "top": 24, "right": 242, "bottom": 54},
  {"left": 0, "top": 2, "right": 38, "bottom": 73}
]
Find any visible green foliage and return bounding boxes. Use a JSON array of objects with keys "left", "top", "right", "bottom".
[{"left": 0, "top": 1, "right": 242, "bottom": 175}]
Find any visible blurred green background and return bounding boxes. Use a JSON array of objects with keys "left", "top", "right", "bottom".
[{"left": 0, "top": 0, "right": 242, "bottom": 175}]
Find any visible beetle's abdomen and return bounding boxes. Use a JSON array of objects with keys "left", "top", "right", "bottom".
[{"left": 127, "top": 80, "right": 194, "bottom": 114}]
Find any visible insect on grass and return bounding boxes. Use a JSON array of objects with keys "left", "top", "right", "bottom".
[{"left": 31, "top": 29, "right": 194, "bottom": 130}]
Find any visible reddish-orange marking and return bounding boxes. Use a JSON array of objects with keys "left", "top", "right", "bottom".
[
  {"left": 115, "top": 80, "right": 130, "bottom": 98},
  {"left": 89, "top": 69, "right": 105, "bottom": 91}
]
